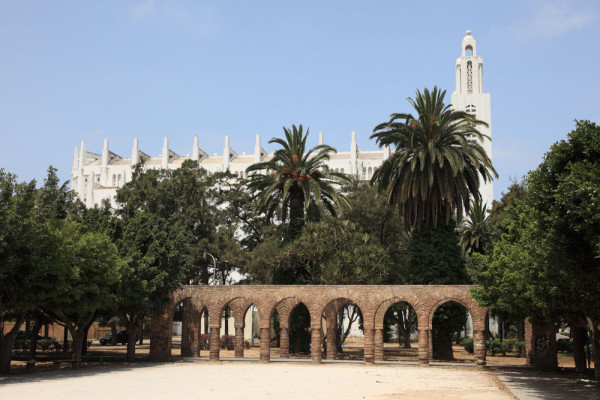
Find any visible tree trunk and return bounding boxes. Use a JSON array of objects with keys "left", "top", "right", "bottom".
[
  {"left": 287, "top": 186, "right": 305, "bottom": 240},
  {"left": 571, "top": 323, "right": 587, "bottom": 373},
  {"left": 126, "top": 325, "right": 139, "bottom": 362},
  {"left": 29, "top": 316, "right": 43, "bottom": 359},
  {"left": 433, "top": 326, "right": 454, "bottom": 361},
  {"left": 517, "top": 318, "right": 525, "bottom": 342},
  {"left": 138, "top": 320, "right": 144, "bottom": 345},
  {"left": 110, "top": 322, "right": 118, "bottom": 345},
  {"left": 70, "top": 330, "right": 85, "bottom": 367},
  {"left": 63, "top": 326, "right": 68, "bottom": 352},
  {"left": 0, "top": 312, "right": 24, "bottom": 375},
  {"left": 592, "top": 319, "right": 600, "bottom": 380}
]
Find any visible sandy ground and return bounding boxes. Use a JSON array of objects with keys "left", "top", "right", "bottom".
[{"left": 0, "top": 361, "right": 513, "bottom": 400}]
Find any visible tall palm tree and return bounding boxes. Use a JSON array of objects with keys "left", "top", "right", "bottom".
[
  {"left": 370, "top": 87, "right": 497, "bottom": 229},
  {"left": 246, "top": 124, "right": 350, "bottom": 239},
  {"left": 458, "top": 197, "right": 490, "bottom": 255}
]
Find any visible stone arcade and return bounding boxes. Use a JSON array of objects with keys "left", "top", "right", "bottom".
[{"left": 149, "top": 285, "right": 489, "bottom": 365}]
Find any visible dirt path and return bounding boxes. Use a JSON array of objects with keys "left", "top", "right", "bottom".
[{"left": 0, "top": 362, "right": 513, "bottom": 400}]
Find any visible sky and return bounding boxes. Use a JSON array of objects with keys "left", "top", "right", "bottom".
[{"left": 1, "top": 0, "right": 599, "bottom": 200}]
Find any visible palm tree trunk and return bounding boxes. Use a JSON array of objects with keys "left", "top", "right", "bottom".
[{"left": 288, "top": 186, "right": 305, "bottom": 240}]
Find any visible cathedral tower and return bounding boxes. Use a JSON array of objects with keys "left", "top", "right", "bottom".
[{"left": 451, "top": 30, "right": 494, "bottom": 206}]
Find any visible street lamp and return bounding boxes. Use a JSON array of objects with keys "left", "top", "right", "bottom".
[{"left": 203, "top": 252, "right": 218, "bottom": 285}]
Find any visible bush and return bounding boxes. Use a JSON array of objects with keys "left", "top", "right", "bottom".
[
  {"left": 199, "top": 333, "right": 210, "bottom": 350},
  {"left": 485, "top": 339, "right": 525, "bottom": 356},
  {"left": 463, "top": 338, "right": 473, "bottom": 354},
  {"left": 514, "top": 341, "right": 526, "bottom": 357},
  {"left": 556, "top": 339, "right": 573, "bottom": 353},
  {"left": 220, "top": 335, "right": 235, "bottom": 350}
]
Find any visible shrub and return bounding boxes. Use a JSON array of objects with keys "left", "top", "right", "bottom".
[
  {"left": 199, "top": 334, "right": 210, "bottom": 350},
  {"left": 514, "top": 341, "right": 526, "bottom": 357},
  {"left": 220, "top": 335, "right": 235, "bottom": 350},
  {"left": 463, "top": 338, "right": 474, "bottom": 354},
  {"left": 556, "top": 339, "right": 573, "bottom": 353}
]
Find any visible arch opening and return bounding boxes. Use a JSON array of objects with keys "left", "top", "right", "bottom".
[
  {"left": 322, "top": 298, "right": 364, "bottom": 361},
  {"left": 465, "top": 45, "right": 473, "bottom": 56},
  {"left": 382, "top": 301, "right": 418, "bottom": 361},
  {"left": 431, "top": 300, "right": 472, "bottom": 362}
]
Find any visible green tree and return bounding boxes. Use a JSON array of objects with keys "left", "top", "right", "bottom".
[
  {"left": 474, "top": 121, "right": 600, "bottom": 376},
  {"left": 114, "top": 161, "right": 220, "bottom": 360},
  {"left": 371, "top": 87, "right": 496, "bottom": 360},
  {"left": 246, "top": 124, "right": 350, "bottom": 242},
  {"left": 39, "top": 221, "right": 122, "bottom": 363},
  {"left": 0, "top": 170, "right": 41, "bottom": 374}
]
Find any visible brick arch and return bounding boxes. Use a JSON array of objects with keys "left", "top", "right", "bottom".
[
  {"left": 151, "top": 284, "right": 488, "bottom": 365},
  {"left": 426, "top": 296, "right": 481, "bottom": 330},
  {"left": 373, "top": 296, "right": 423, "bottom": 330}
]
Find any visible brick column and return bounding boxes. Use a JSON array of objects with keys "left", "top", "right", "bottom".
[
  {"left": 374, "top": 328, "right": 384, "bottom": 362},
  {"left": 524, "top": 318, "right": 533, "bottom": 365},
  {"left": 363, "top": 328, "right": 374, "bottom": 363},
  {"left": 234, "top": 326, "right": 244, "bottom": 358},
  {"left": 279, "top": 327, "right": 289, "bottom": 359},
  {"left": 209, "top": 328, "right": 220, "bottom": 361},
  {"left": 310, "top": 328, "right": 322, "bottom": 364},
  {"left": 473, "top": 329, "right": 486, "bottom": 366},
  {"left": 150, "top": 311, "right": 172, "bottom": 362},
  {"left": 326, "top": 326, "right": 337, "bottom": 360},
  {"left": 418, "top": 329, "right": 429, "bottom": 365},
  {"left": 428, "top": 330, "right": 433, "bottom": 361},
  {"left": 259, "top": 327, "right": 270, "bottom": 363},
  {"left": 181, "top": 301, "right": 200, "bottom": 357}
]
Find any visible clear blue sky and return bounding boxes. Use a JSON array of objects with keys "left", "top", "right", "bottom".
[{"left": 1, "top": 1, "right": 599, "bottom": 200}]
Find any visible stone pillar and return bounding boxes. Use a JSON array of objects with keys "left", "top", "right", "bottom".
[
  {"left": 279, "top": 327, "right": 289, "bottom": 359},
  {"left": 150, "top": 311, "right": 172, "bottom": 362},
  {"left": 418, "top": 329, "right": 429, "bottom": 365},
  {"left": 473, "top": 329, "right": 486, "bottom": 366},
  {"left": 234, "top": 326, "right": 244, "bottom": 358},
  {"left": 374, "top": 328, "right": 384, "bottom": 362},
  {"left": 310, "top": 328, "right": 322, "bottom": 364},
  {"left": 363, "top": 328, "right": 374, "bottom": 363},
  {"left": 209, "top": 328, "right": 220, "bottom": 361},
  {"left": 530, "top": 320, "right": 558, "bottom": 371},
  {"left": 259, "top": 327, "right": 270, "bottom": 363}
]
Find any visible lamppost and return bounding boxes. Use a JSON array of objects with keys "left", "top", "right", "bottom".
[{"left": 203, "top": 252, "right": 218, "bottom": 285}]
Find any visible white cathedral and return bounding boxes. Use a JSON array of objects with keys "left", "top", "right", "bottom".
[{"left": 71, "top": 31, "right": 493, "bottom": 209}]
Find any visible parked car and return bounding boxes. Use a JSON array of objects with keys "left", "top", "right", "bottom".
[{"left": 99, "top": 330, "right": 128, "bottom": 345}]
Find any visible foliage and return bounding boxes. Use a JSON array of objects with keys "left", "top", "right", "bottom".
[
  {"left": 246, "top": 124, "right": 350, "bottom": 240},
  {"left": 458, "top": 198, "right": 491, "bottom": 255},
  {"left": 370, "top": 86, "right": 497, "bottom": 229},
  {"left": 275, "top": 217, "right": 391, "bottom": 285},
  {"left": 462, "top": 337, "right": 474, "bottom": 353}
]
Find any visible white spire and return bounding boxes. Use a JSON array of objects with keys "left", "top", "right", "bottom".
[
  {"left": 319, "top": 131, "right": 323, "bottom": 145},
  {"left": 162, "top": 137, "right": 169, "bottom": 169},
  {"left": 193, "top": 136, "right": 199, "bottom": 161},
  {"left": 72, "top": 146, "right": 79, "bottom": 171},
  {"left": 254, "top": 134, "right": 262, "bottom": 162},
  {"left": 132, "top": 138, "right": 139, "bottom": 165}
]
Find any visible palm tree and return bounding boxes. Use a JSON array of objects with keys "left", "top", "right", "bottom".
[
  {"left": 246, "top": 124, "right": 350, "bottom": 239},
  {"left": 458, "top": 198, "right": 490, "bottom": 255},
  {"left": 370, "top": 86, "right": 497, "bottom": 229}
]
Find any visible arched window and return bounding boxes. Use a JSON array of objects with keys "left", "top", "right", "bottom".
[
  {"left": 340, "top": 168, "right": 344, "bottom": 173},
  {"left": 368, "top": 167, "right": 372, "bottom": 178},
  {"left": 465, "top": 45, "right": 473, "bottom": 57}
]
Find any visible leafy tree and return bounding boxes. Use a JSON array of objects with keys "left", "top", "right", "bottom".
[
  {"left": 114, "top": 160, "right": 220, "bottom": 360},
  {"left": 276, "top": 217, "right": 391, "bottom": 285},
  {"left": 246, "top": 124, "right": 350, "bottom": 242},
  {"left": 38, "top": 221, "right": 122, "bottom": 363},
  {"left": 0, "top": 170, "right": 41, "bottom": 374},
  {"left": 473, "top": 121, "right": 600, "bottom": 376}
]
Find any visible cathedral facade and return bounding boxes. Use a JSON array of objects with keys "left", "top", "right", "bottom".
[{"left": 71, "top": 31, "right": 493, "bottom": 209}]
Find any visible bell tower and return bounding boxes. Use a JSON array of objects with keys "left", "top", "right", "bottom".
[{"left": 451, "top": 30, "right": 494, "bottom": 206}]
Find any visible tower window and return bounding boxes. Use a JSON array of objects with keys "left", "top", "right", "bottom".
[
  {"left": 467, "top": 61, "right": 473, "bottom": 93},
  {"left": 466, "top": 104, "right": 476, "bottom": 118}
]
